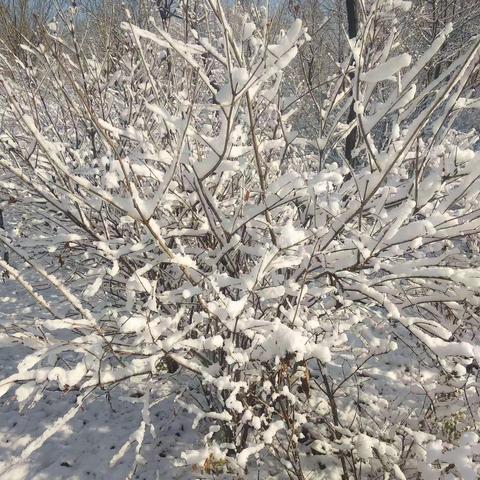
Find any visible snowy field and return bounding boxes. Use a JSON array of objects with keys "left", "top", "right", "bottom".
[{"left": 0, "top": 267, "right": 197, "bottom": 480}]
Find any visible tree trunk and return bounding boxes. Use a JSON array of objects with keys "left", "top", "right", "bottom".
[
  {"left": 0, "top": 210, "right": 7, "bottom": 263},
  {"left": 346, "top": 0, "right": 358, "bottom": 38},
  {"left": 345, "top": 0, "right": 358, "bottom": 166}
]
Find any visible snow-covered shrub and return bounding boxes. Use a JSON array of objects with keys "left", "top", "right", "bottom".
[{"left": 0, "top": 1, "right": 480, "bottom": 478}]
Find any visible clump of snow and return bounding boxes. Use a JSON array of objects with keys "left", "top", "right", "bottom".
[
  {"left": 361, "top": 53, "right": 412, "bottom": 83},
  {"left": 277, "top": 220, "right": 306, "bottom": 248}
]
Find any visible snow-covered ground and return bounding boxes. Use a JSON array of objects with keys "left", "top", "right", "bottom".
[{"left": 0, "top": 271, "right": 201, "bottom": 480}]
